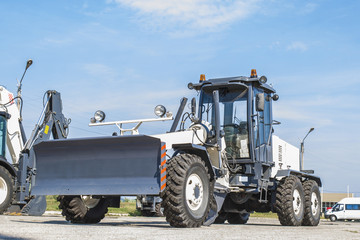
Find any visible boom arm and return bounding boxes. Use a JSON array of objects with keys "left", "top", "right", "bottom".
[{"left": 16, "top": 90, "right": 70, "bottom": 204}]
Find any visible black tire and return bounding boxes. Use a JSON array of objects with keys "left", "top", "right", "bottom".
[
  {"left": 275, "top": 175, "right": 305, "bottom": 226},
  {"left": 214, "top": 212, "right": 227, "bottom": 224},
  {"left": 58, "top": 195, "right": 109, "bottom": 223},
  {"left": 329, "top": 215, "right": 337, "bottom": 222},
  {"left": 227, "top": 212, "right": 250, "bottom": 224},
  {"left": 162, "top": 154, "right": 212, "bottom": 228},
  {"left": 155, "top": 202, "right": 164, "bottom": 217},
  {"left": 302, "top": 180, "right": 321, "bottom": 226},
  {"left": 0, "top": 166, "right": 15, "bottom": 214}
]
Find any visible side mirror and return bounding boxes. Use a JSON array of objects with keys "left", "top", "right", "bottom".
[
  {"left": 191, "top": 97, "right": 196, "bottom": 115},
  {"left": 256, "top": 93, "right": 265, "bottom": 112}
]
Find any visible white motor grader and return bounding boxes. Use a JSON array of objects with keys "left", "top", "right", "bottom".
[{"left": 32, "top": 70, "right": 321, "bottom": 227}]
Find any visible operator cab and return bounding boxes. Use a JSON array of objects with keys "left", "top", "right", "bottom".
[{"left": 190, "top": 70, "right": 278, "bottom": 168}]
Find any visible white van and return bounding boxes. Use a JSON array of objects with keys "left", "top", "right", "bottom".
[{"left": 325, "top": 198, "right": 360, "bottom": 221}]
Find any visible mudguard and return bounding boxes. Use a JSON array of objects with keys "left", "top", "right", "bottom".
[
  {"left": 32, "top": 135, "right": 162, "bottom": 196},
  {"left": 0, "top": 157, "right": 16, "bottom": 177}
]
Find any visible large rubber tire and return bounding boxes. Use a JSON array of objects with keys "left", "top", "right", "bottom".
[
  {"left": 0, "top": 166, "right": 15, "bottom": 214},
  {"left": 155, "top": 202, "right": 164, "bottom": 217},
  {"left": 275, "top": 175, "right": 305, "bottom": 226},
  {"left": 58, "top": 196, "right": 109, "bottom": 223},
  {"left": 227, "top": 212, "right": 250, "bottom": 224},
  {"left": 302, "top": 180, "right": 321, "bottom": 226},
  {"left": 162, "top": 154, "right": 212, "bottom": 228}
]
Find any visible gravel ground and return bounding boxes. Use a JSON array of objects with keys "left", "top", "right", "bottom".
[{"left": 0, "top": 213, "right": 359, "bottom": 240}]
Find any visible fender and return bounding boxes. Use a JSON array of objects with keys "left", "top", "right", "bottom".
[
  {"left": 172, "top": 143, "right": 216, "bottom": 180},
  {"left": 276, "top": 169, "right": 322, "bottom": 187},
  {"left": 0, "top": 157, "right": 17, "bottom": 177}
]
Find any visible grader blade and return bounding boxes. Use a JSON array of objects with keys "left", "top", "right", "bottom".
[{"left": 32, "top": 135, "right": 162, "bottom": 196}]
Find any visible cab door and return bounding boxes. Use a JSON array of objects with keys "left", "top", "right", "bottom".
[{"left": 252, "top": 90, "right": 272, "bottom": 164}]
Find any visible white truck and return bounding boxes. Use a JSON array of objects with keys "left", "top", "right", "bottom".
[{"left": 325, "top": 198, "right": 360, "bottom": 221}]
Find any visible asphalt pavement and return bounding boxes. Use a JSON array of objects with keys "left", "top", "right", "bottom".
[{"left": 0, "top": 213, "right": 359, "bottom": 240}]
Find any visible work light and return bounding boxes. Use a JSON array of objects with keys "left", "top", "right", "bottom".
[
  {"left": 154, "top": 105, "right": 166, "bottom": 117},
  {"left": 94, "top": 110, "right": 106, "bottom": 122}
]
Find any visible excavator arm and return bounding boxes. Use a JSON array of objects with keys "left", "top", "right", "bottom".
[{"left": 15, "top": 90, "right": 70, "bottom": 215}]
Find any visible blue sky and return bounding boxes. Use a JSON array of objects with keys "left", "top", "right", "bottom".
[{"left": 1, "top": 0, "right": 359, "bottom": 194}]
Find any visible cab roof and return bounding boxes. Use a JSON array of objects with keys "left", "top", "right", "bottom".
[{"left": 190, "top": 76, "right": 276, "bottom": 93}]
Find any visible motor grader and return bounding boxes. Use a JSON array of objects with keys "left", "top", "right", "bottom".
[{"left": 32, "top": 70, "right": 321, "bottom": 227}]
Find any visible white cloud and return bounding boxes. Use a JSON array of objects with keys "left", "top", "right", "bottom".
[
  {"left": 110, "top": 0, "right": 260, "bottom": 31},
  {"left": 286, "top": 41, "right": 308, "bottom": 52},
  {"left": 300, "top": 3, "right": 318, "bottom": 15}
]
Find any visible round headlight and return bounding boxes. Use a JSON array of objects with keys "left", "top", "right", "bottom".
[
  {"left": 259, "top": 76, "right": 267, "bottom": 84},
  {"left": 94, "top": 110, "right": 106, "bottom": 122},
  {"left": 154, "top": 105, "right": 166, "bottom": 117}
]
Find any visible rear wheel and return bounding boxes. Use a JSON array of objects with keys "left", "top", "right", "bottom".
[
  {"left": 0, "top": 166, "right": 14, "bottom": 214},
  {"left": 227, "top": 212, "right": 250, "bottom": 224},
  {"left": 302, "top": 180, "right": 321, "bottom": 226},
  {"left": 58, "top": 195, "right": 109, "bottom": 223},
  {"left": 275, "top": 175, "right": 305, "bottom": 226},
  {"left": 162, "top": 154, "right": 212, "bottom": 228}
]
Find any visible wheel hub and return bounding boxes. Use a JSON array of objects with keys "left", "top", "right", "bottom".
[
  {"left": 0, "top": 177, "right": 8, "bottom": 204},
  {"left": 185, "top": 174, "right": 204, "bottom": 211},
  {"left": 81, "top": 195, "right": 100, "bottom": 209},
  {"left": 311, "top": 192, "right": 319, "bottom": 215},
  {"left": 293, "top": 189, "right": 302, "bottom": 215}
]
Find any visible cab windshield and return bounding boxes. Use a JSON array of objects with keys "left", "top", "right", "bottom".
[{"left": 200, "top": 88, "right": 250, "bottom": 159}]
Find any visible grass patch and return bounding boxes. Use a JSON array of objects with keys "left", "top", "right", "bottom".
[
  {"left": 250, "top": 212, "right": 278, "bottom": 218},
  {"left": 46, "top": 195, "right": 60, "bottom": 211},
  {"left": 108, "top": 201, "right": 141, "bottom": 216}
]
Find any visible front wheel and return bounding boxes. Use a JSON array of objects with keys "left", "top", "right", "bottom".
[
  {"left": 275, "top": 175, "right": 305, "bottom": 226},
  {"left": 329, "top": 215, "right": 337, "bottom": 222},
  {"left": 162, "top": 154, "right": 212, "bottom": 228},
  {"left": 58, "top": 195, "right": 109, "bottom": 223},
  {"left": 302, "top": 180, "right": 321, "bottom": 226},
  {"left": 0, "top": 166, "right": 14, "bottom": 214}
]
